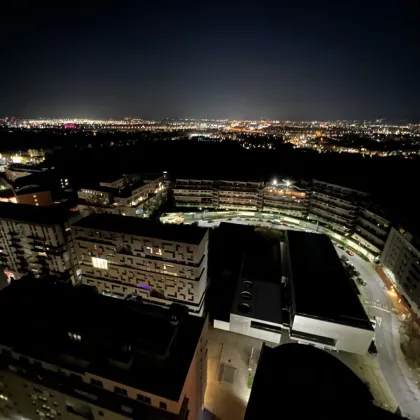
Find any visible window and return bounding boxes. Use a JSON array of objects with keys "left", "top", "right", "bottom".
[
  {"left": 92, "top": 257, "right": 108, "bottom": 270},
  {"left": 159, "top": 402, "right": 167, "bottom": 410},
  {"left": 90, "top": 379, "right": 103, "bottom": 388},
  {"left": 114, "top": 386, "right": 127, "bottom": 396},
  {"left": 98, "top": 411, "right": 104, "bottom": 417},
  {"left": 291, "top": 330, "right": 336, "bottom": 347},
  {"left": 250, "top": 320, "right": 282, "bottom": 334},
  {"left": 137, "top": 394, "right": 151, "bottom": 404}
]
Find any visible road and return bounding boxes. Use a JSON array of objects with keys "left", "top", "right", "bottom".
[{"left": 336, "top": 249, "right": 420, "bottom": 419}]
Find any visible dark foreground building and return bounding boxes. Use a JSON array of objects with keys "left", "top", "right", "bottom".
[
  {"left": 0, "top": 277, "right": 207, "bottom": 420},
  {"left": 245, "top": 343, "right": 401, "bottom": 420}
]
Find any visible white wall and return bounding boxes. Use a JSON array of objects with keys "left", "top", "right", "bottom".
[
  {"left": 229, "top": 314, "right": 282, "bottom": 344},
  {"left": 292, "top": 315, "right": 374, "bottom": 355}
]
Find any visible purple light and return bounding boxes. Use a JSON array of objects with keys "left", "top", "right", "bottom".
[{"left": 137, "top": 284, "right": 150, "bottom": 290}]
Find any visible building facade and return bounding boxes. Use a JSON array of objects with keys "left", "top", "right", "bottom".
[
  {"left": 308, "top": 180, "right": 369, "bottom": 234},
  {"left": 0, "top": 203, "right": 78, "bottom": 282},
  {"left": 0, "top": 278, "right": 208, "bottom": 420},
  {"left": 78, "top": 173, "right": 167, "bottom": 218},
  {"left": 73, "top": 213, "right": 209, "bottom": 316},
  {"left": 352, "top": 202, "right": 391, "bottom": 255},
  {"left": 262, "top": 180, "right": 308, "bottom": 218},
  {"left": 381, "top": 227, "right": 420, "bottom": 315},
  {"left": 174, "top": 179, "right": 264, "bottom": 211}
]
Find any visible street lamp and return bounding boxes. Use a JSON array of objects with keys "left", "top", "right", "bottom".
[{"left": 272, "top": 179, "right": 278, "bottom": 186}]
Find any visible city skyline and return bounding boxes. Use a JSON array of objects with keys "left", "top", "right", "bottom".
[{"left": 1, "top": 1, "right": 420, "bottom": 120}]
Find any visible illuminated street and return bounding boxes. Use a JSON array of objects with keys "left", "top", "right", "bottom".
[{"left": 334, "top": 249, "right": 420, "bottom": 419}]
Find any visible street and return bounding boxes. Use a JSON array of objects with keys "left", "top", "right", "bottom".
[{"left": 336, "top": 248, "right": 420, "bottom": 420}]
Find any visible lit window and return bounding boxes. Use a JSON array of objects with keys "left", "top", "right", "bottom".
[
  {"left": 0, "top": 394, "right": 8, "bottom": 401},
  {"left": 156, "top": 248, "right": 162, "bottom": 256},
  {"left": 92, "top": 257, "right": 108, "bottom": 269}
]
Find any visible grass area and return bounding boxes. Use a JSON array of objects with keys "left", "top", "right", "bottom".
[{"left": 247, "top": 374, "right": 254, "bottom": 389}]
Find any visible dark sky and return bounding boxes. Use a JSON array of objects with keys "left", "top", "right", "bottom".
[{"left": 1, "top": 1, "right": 419, "bottom": 120}]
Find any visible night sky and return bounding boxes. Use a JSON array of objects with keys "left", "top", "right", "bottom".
[{"left": 1, "top": 1, "right": 419, "bottom": 120}]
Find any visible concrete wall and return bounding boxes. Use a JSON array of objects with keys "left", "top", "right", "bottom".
[
  {"left": 229, "top": 314, "right": 282, "bottom": 344},
  {"left": 292, "top": 315, "right": 374, "bottom": 355}
]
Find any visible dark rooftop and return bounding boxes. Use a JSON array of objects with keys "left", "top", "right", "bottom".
[
  {"left": 0, "top": 201, "right": 72, "bottom": 225},
  {"left": 231, "top": 237, "right": 283, "bottom": 324},
  {"left": 245, "top": 343, "right": 399, "bottom": 420},
  {"left": 286, "top": 231, "right": 372, "bottom": 330},
  {"left": 74, "top": 213, "right": 208, "bottom": 245},
  {"left": 0, "top": 277, "right": 205, "bottom": 401}
]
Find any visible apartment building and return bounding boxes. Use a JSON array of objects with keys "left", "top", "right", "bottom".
[
  {"left": 263, "top": 180, "right": 308, "bottom": 218},
  {"left": 0, "top": 277, "right": 208, "bottom": 420},
  {"left": 173, "top": 179, "right": 215, "bottom": 208},
  {"left": 174, "top": 178, "right": 264, "bottom": 211},
  {"left": 78, "top": 172, "right": 167, "bottom": 218},
  {"left": 72, "top": 213, "right": 209, "bottom": 316},
  {"left": 381, "top": 226, "right": 420, "bottom": 315},
  {"left": 308, "top": 180, "right": 369, "bottom": 234},
  {"left": 0, "top": 202, "right": 78, "bottom": 282},
  {"left": 352, "top": 202, "right": 391, "bottom": 255}
]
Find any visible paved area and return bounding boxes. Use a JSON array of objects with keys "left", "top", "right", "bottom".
[
  {"left": 336, "top": 248, "right": 420, "bottom": 419},
  {"left": 204, "top": 327, "right": 268, "bottom": 420}
]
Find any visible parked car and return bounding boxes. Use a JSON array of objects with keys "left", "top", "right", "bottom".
[{"left": 346, "top": 249, "right": 354, "bottom": 256}]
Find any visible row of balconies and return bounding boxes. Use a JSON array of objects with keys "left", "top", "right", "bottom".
[{"left": 310, "top": 201, "right": 356, "bottom": 220}]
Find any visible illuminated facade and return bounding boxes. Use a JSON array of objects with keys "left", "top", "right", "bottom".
[
  {"left": 263, "top": 181, "right": 308, "bottom": 218},
  {"left": 174, "top": 179, "right": 264, "bottom": 211},
  {"left": 0, "top": 203, "right": 78, "bottom": 282},
  {"left": 0, "top": 278, "right": 208, "bottom": 420},
  {"left": 381, "top": 227, "right": 420, "bottom": 315},
  {"left": 73, "top": 213, "right": 209, "bottom": 316},
  {"left": 308, "top": 180, "right": 369, "bottom": 234},
  {"left": 78, "top": 172, "right": 167, "bottom": 218}
]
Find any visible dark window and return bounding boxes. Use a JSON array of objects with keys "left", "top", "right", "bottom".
[
  {"left": 250, "top": 320, "right": 282, "bottom": 334},
  {"left": 114, "top": 386, "right": 127, "bottom": 396},
  {"left": 137, "top": 394, "right": 151, "bottom": 404},
  {"left": 291, "top": 330, "right": 336, "bottom": 347},
  {"left": 90, "top": 379, "right": 103, "bottom": 388},
  {"left": 160, "top": 402, "right": 167, "bottom": 410},
  {"left": 98, "top": 412, "right": 104, "bottom": 417}
]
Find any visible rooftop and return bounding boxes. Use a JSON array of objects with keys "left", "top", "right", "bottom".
[
  {"left": 0, "top": 201, "right": 72, "bottom": 225},
  {"left": 286, "top": 231, "right": 372, "bottom": 330},
  {"left": 74, "top": 213, "right": 208, "bottom": 245},
  {"left": 231, "top": 237, "right": 283, "bottom": 324},
  {"left": 0, "top": 277, "right": 205, "bottom": 401}
]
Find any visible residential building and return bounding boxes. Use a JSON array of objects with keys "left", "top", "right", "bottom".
[
  {"left": 5, "top": 164, "right": 48, "bottom": 183},
  {"left": 174, "top": 179, "right": 264, "bottom": 211},
  {"left": 78, "top": 173, "right": 167, "bottom": 218},
  {"left": 381, "top": 226, "right": 420, "bottom": 315},
  {"left": 286, "top": 231, "right": 374, "bottom": 354},
  {"left": 262, "top": 180, "right": 308, "bottom": 218},
  {"left": 0, "top": 277, "right": 208, "bottom": 420},
  {"left": 15, "top": 185, "right": 54, "bottom": 206},
  {"left": 352, "top": 201, "right": 391, "bottom": 256},
  {"left": 72, "top": 213, "right": 209, "bottom": 316},
  {"left": 173, "top": 179, "right": 215, "bottom": 208},
  {"left": 217, "top": 180, "right": 264, "bottom": 211},
  {"left": 308, "top": 180, "right": 369, "bottom": 234},
  {"left": 0, "top": 202, "right": 79, "bottom": 282}
]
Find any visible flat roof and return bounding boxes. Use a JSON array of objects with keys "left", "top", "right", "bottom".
[
  {"left": 0, "top": 277, "right": 205, "bottom": 401},
  {"left": 0, "top": 202, "right": 71, "bottom": 225},
  {"left": 286, "top": 231, "right": 372, "bottom": 330},
  {"left": 74, "top": 213, "right": 208, "bottom": 245},
  {"left": 231, "top": 237, "right": 282, "bottom": 324}
]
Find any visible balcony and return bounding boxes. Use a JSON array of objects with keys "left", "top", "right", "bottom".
[
  {"left": 310, "top": 201, "right": 355, "bottom": 222},
  {"left": 311, "top": 191, "right": 356, "bottom": 209}
]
